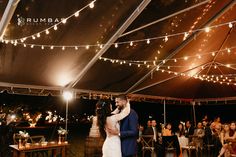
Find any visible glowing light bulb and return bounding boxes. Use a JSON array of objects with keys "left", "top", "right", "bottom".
[
  {"left": 41, "top": 46, "right": 44, "bottom": 49},
  {"left": 205, "top": 27, "right": 210, "bottom": 32},
  {"left": 46, "top": 29, "right": 50, "bottom": 34},
  {"left": 229, "top": 22, "right": 233, "bottom": 28},
  {"left": 164, "top": 36, "right": 168, "bottom": 42},
  {"left": 31, "top": 45, "right": 34, "bottom": 48},
  {"left": 115, "top": 43, "right": 118, "bottom": 48},
  {"left": 89, "top": 2, "right": 94, "bottom": 8},
  {"left": 32, "top": 36, "right": 36, "bottom": 40},
  {"left": 86, "top": 45, "right": 90, "bottom": 49},
  {"left": 75, "top": 46, "right": 78, "bottom": 50},
  {"left": 226, "top": 64, "right": 230, "bottom": 68},
  {"left": 74, "top": 11, "right": 79, "bottom": 17},
  {"left": 37, "top": 33, "right": 40, "bottom": 38},
  {"left": 146, "top": 39, "right": 150, "bottom": 44},
  {"left": 62, "top": 46, "right": 65, "bottom": 50},
  {"left": 54, "top": 25, "right": 58, "bottom": 30},
  {"left": 24, "top": 44, "right": 26, "bottom": 47},
  {"left": 62, "top": 19, "right": 67, "bottom": 24},
  {"left": 50, "top": 46, "right": 54, "bottom": 49},
  {"left": 130, "top": 41, "right": 133, "bottom": 46},
  {"left": 183, "top": 32, "right": 188, "bottom": 40}
]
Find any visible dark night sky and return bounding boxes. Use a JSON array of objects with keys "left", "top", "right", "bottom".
[{"left": 1, "top": 92, "right": 236, "bottom": 130}]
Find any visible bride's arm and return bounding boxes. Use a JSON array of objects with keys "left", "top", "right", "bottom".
[
  {"left": 113, "top": 102, "right": 130, "bottom": 121},
  {"left": 111, "top": 107, "right": 120, "bottom": 115}
]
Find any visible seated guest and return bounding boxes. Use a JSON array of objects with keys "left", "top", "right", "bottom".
[
  {"left": 176, "top": 123, "right": 188, "bottom": 147},
  {"left": 176, "top": 123, "right": 185, "bottom": 138},
  {"left": 218, "top": 122, "right": 236, "bottom": 157},
  {"left": 137, "top": 124, "right": 144, "bottom": 157},
  {"left": 163, "top": 123, "right": 173, "bottom": 136},
  {"left": 218, "top": 124, "right": 230, "bottom": 157},
  {"left": 226, "top": 122, "right": 236, "bottom": 141}
]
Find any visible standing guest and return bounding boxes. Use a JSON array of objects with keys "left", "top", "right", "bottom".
[
  {"left": 144, "top": 120, "right": 163, "bottom": 157},
  {"left": 211, "top": 117, "right": 222, "bottom": 132},
  {"left": 192, "top": 122, "right": 205, "bottom": 150},
  {"left": 184, "top": 120, "right": 194, "bottom": 138},
  {"left": 144, "top": 120, "right": 159, "bottom": 142},
  {"left": 203, "top": 119, "right": 213, "bottom": 145},
  {"left": 147, "top": 120, "right": 152, "bottom": 128}
]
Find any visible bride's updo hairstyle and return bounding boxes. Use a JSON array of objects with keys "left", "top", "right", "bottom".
[{"left": 96, "top": 99, "right": 112, "bottom": 138}]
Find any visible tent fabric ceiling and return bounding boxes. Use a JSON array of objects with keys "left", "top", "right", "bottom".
[{"left": 0, "top": 0, "right": 236, "bottom": 100}]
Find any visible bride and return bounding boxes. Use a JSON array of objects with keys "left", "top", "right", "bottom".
[{"left": 96, "top": 99, "right": 130, "bottom": 157}]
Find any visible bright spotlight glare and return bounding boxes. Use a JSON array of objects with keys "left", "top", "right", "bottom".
[
  {"left": 11, "top": 114, "right": 16, "bottom": 119},
  {"left": 63, "top": 91, "right": 73, "bottom": 101}
]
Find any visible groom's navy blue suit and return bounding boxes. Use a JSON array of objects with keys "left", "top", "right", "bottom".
[{"left": 120, "top": 109, "right": 139, "bottom": 157}]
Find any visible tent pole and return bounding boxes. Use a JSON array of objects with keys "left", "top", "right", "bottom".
[
  {"left": 192, "top": 101, "right": 196, "bottom": 128},
  {"left": 164, "top": 99, "right": 166, "bottom": 126},
  {"left": 0, "top": 0, "right": 20, "bottom": 39}
]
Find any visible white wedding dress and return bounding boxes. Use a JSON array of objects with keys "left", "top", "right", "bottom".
[{"left": 102, "top": 103, "right": 130, "bottom": 157}]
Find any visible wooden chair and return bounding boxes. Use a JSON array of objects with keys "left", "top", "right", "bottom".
[
  {"left": 29, "top": 135, "right": 45, "bottom": 144},
  {"left": 181, "top": 136, "right": 199, "bottom": 157},
  {"left": 140, "top": 135, "right": 155, "bottom": 157},
  {"left": 162, "top": 135, "right": 180, "bottom": 157}
]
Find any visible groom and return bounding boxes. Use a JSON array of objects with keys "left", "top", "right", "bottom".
[{"left": 115, "top": 94, "right": 139, "bottom": 157}]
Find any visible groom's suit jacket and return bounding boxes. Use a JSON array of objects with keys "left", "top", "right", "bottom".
[{"left": 120, "top": 109, "right": 139, "bottom": 157}]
